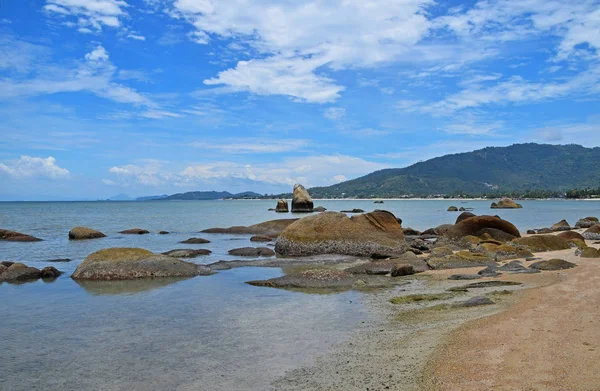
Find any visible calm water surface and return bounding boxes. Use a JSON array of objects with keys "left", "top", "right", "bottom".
[{"left": 0, "top": 199, "right": 598, "bottom": 390}]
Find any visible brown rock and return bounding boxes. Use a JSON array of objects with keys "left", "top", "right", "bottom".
[
  {"left": 228, "top": 247, "right": 275, "bottom": 257},
  {"left": 275, "top": 210, "right": 406, "bottom": 257},
  {"left": 250, "top": 235, "right": 273, "bottom": 242},
  {"left": 490, "top": 198, "right": 523, "bottom": 209},
  {"left": 0, "top": 263, "right": 42, "bottom": 282},
  {"left": 201, "top": 218, "right": 298, "bottom": 236},
  {"left": 550, "top": 219, "right": 571, "bottom": 232},
  {"left": 180, "top": 237, "right": 210, "bottom": 244},
  {"left": 119, "top": 228, "right": 149, "bottom": 235},
  {"left": 529, "top": 259, "right": 576, "bottom": 270},
  {"left": 0, "top": 229, "right": 42, "bottom": 242},
  {"left": 583, "top": 225, "right": 600, "bottom": 240},
  {"left": 446, "top": 215, "right": 521, "bottom": 239},
  {"left": 557, "top": 230, "right": 585, "bottom": 242},
  {"left": 447, "top": 206, "right": 458, "bottom": 212},
  {"left": 580, "top": 247, "right": 600, "bottom": 258},
  {"left": 456, "top": 212, "right": 476, "bottom": 224},
  {"left": 291, "top": 184, "right": 313, "bottom": 213},
  {"left": 162, "top": 249, "right": 212, "bottom": 258},
  {"left": 275, "top": 199, "right": 289, "bottom": 213},
  {"left": 40, "top": 266, "right": 63, "bottom": 279},
  {"left": 68, "top": 227, "right": 106, "bottom": 240},
  {"left": 511, "top": 235, "right": 571, "bottom": 252}
]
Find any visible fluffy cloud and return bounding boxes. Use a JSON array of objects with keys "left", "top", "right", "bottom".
[
  {"left": 44, "top": 0, "right": 129, "bottom": 32},
  {"left": 0, "top": 156, "right": 70, "bottom": 178}
]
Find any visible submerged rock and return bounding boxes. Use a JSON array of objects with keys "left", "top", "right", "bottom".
[
  {"left": 374, "top": 200, "right": 384, "bottom": 204},
  {"left": 71, "top": 248, "right": 205, "bottom": 280},
  {"left": 119, "top": 228, "right": 149, "bottom": 235},
  {"left": 491, "top": 198, "right": 523, "bottom": 209},
  {"left": 159, "top": 231, "right": 170, "bottom": 235},
  {"left": 583, "top": 225, "right": 600, "bottom": 240},
  {"left": 447, "top": 206, "right": 458, "bottom": 212},
  {"left": 275, "top": 199, "right": 289, "bottom": 213},
  {"left": 291, "top": 184, "right": 313, "bottom": 213},
  {"left": 529, "top": 258, "right": 576, "bottom": 270},
  {"left": 0, "top": 229, "right": 42, "bottom": 242},
  {"left": 40, "top": 266, "right": 63, "bottom": 279},
  {"left": 511, "top": 235, "right": 571, "bottom": 252},
  {"left": 275, "top": 210, "right": 406, "bottom": 257},
  {"left": 180, "top": 237, "right": 210, "bottom": 244},
  {"left": 162, "top": 249, "right": 212, "bottom": 258},
  {"left": 313, "top": 206, "right": 327, "bottom": 212},
  {"left": 202, "top": 218, "right": 298, "bottom": 236},
  {"left": 0, "top": 263, "right": 42, "bottom": 282},
  {"left": 228, "top": 247, "right": 275, "bottom": 257},
  {"left": 68, "top": 227, "right": 106, "bottom": 240}
]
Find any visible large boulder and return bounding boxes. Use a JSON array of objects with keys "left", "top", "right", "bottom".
[
  {"left": 291, "top": 184, "right": 314, "bottom": 213},
  {"left": 0, "top": 229, "right": 42, "bottom": 242},
  {"left": 275, "top": 199, "right": 289, "bottom": 213},
  {"left": 477, "top": 243, "right": 533, "bottom": 261},
  {"left": 68, "top": 227, "right": 106, "bottom": 240},
  {"left": 583, "top": 225, "right": 600, "bottom": 240},
  {"left": 275, "top": 210, "right": 406, "bottom": 257},
  {"left": 557, "top": 230, "right": 586, "bottom": 242},
  {"left": 455, "top": 212, "right": 476, "bottom": 224},
  {"left": 202, "top": 218, "right": 298, "bottom": 236},
  {"left": 71, "top": 248, "right": 204, "bottom": 280},
  {"left": 446, "top": 215, "right": 521, "bottom": 240},
  {"left": 0, "top": 263, "right": 42, "bottom": 282},
  {"left": 491, "top": 198, "right": 523, "bottom": 209},
  {"left": 581, "top": 247, "right": 600, "bottom": 258},
  {"left": 575, "top": 217, "right": 599, "bottom": 228},
  {"left": 511, "top": 235, "right": 571, "bottom": 252},
  {"left": 550, "top": 220, "right": 571, "bottom": 232}
]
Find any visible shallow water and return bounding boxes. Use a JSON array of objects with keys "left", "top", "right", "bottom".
[{"left": 0, "top": 199, "right": 598, "bottom": 390}]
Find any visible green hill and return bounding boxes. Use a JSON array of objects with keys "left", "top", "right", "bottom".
[{"left": 309, "top": 143, "right": 600, "bottom": 198}]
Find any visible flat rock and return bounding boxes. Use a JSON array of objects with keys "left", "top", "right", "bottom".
[
  {"left": 162, "top": 249, "right": 212, "bottom": 258},
  {"left": 180, "top": 237, "right": 211, "bottom": 244},
  {"left": 250, "top": 235, "right": 273, "bottom": 242},
  {"left": 340, "top": 209, "right": 365, "bottom": 213},
  {"left": 159, "top": 231, "right": 170, "bottom": 234},
  {"left": 461, "top": 280, "right": 522, "bottom": 288},
  {"left": 46, "top": 258, "right": 72, "bottom": 263},
  {"left": 529, "top": 258, "right": 576, "bottom": 270},
  {"left": 202, "top": 218, "right": 298, "bottom": 236},
  {"left": 449, "top": 274, "right": 482, "bottom": 280},
  {"left": 228, "top": 247, "right": 275, "bottom": 257},
  {"left": 478, "top": 266, "right": 501, "bottom": 277},
  {"left": 119, "top": 228, "right": 149, "bottom": 235},
  {"left": 453, "top": 296, "right": 495, "bottom": 307},
  {"left": 512, "top": 235, "right": 571, "bottom": 252},
  {"left": 68, "top": 227, "right": 106, "bottom": 240}
]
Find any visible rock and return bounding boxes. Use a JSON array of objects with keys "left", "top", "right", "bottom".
[
  {"left": 446, "top": 215, "right": 521, "bottom": 240},
  {"left": 431, "top": 246, "right": 454, "bottom": 257},
  {"left": 68, "top": 227, "right": 106, "bottom": 240},
  {"left": 0, "top": 229, "right": 42, "bottom": 242},
  {"left": 159, "top": 231, "right": 170, "bottom": 235},
  {"left": 479, "top": 244, "right": 533, "bottom": 261},
  {"left": 410, "top": 238, "right": 430, "bottom": 252},
  {"left": 511, "top": 235, "right": 571, "bottom": 252},
  {"left": 535, "top": 228, "right": 553, "bottom": 234},
  {"left": 228, "top": 247, "right": 275, "bottom": 257},
  {"left": 551, "top": 219, "right": 571, "bottom": 231},
  {"left": 529, "top": 259, "right": 576, "bottom": 270},
  {"left": 180, "top": 237, "right": 211, "bottom": 244},
  {"left": 347, "top": 255, "right": 428, "bottom": 275},
  {"left": 463, "top": 281, "right": 522, "bottom": 288},
  {"left": 391, "top": 264, "right": 415, "bottom": 277},
  {"left": 40, "top": 266, "right": 63, "bottom": 279},
  {"left": 0, "top": 263, "right": 42, "bottom": 282},
  {"left": 403, "top": 227, "right": 421, "bottom": 236},
  {"left": 575, "top": 217, "right": 599, "bottom": 228},
  {"left": 557, "top": 231, "right": 586, "bottom": 242},
  {"left": 478, "top": 266, "right": 501, "bottom": 277},
  {"left": 313, "top": 206, "right": 327, "bottom": 212},
  {"left": 197, "top": 265, "right": 214, "bottom": 276},
  {"left": 527, "top": 229, "right": 536, "bottom": 234},
  {"left": 449, "top": 274, "right": 482, "bottom": 280},
  {"left": 119, "top": 228, "right": 149, "bottom": 235},
  {"left": 276, "top": 199, "right": 289, "bottom": 213},
  {"left": 340, "top": 209, "right": 365, "bottom": 213},
  {"left": 268, "top": 208, "right": 276, "bottom": 211},
  {"left": 474, "top": 228, "right": 518, "bottom": 242},
  {"left": 580, "top": 247, "right": 600, "bottom": 258},
  {"left": 459, "top": 207, "right": 466, "bottom": 211},
  {"left": 453, "top": 296, "right": 495, "bottom": 307},
  {"left": 250, "top": 235, "right": 273, "bottom": 242},
  {"left": 46, "top": 258, "right": 71, "bottom": 263},
  {"left": 374, "top": 200, "right": 384, "bottom": 204},
  {"left": 275, "top": 210, "right": 406, "bottom": 257},
  {"left": 162, "top": 249, "right": 212, "bottom": 258},
  {"left": 247, "top": 269, "right": 356, "bottom": 289},
  {"left": 491, "top": 198, "right": 523, "bottom": 209},
  {"left": 71, "top": 248, "right": 204, "bottom": 280},
  {"left": 583, "top": 225, "right": 600, "bottom": 240},
  {"left": 424, "top": 224, "right": 454, "bottom": 236},
  {"left": 1, "top": 261, "right": 14, "bottom": 267},
  {"left": 202, "top": 218, "right": 298, "bottom": 236},
  {"left": 497, "top": 260, "right": 527, "bottom": 272},
  {"left": 447, "top": 206, "right": 458, "bottom": 212},
  {"left": 456, "top": 212, "right": 476, "bottom": 224},
  {"left": 427, "top": 251, "right": 491, "bottom": 270},
  {"left": 291, "top": 184, "right": 314, "bottom": 213}
]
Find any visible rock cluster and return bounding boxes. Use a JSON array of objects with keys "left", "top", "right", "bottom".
[{"left": 0, "top": 262, "right": 62, "bottom": 283}]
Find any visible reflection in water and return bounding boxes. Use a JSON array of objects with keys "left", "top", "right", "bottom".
[{"left": 74, "top": 277, "right": 193, "bottom": 295}]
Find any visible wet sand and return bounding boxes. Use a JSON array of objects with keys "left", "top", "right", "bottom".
[{"left": 274, "top": 237, "right": 595, "bottom": 390}]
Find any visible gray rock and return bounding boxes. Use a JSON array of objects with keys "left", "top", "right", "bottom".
[
  {"left": 498, "top": 260, "right": 527, "bottom": 272},
  {"left": 0, "top": 263, "right": 42, "bottom": 282},
  {"left": 180, "top": 237, "right": 211, "bottom": 244},
  {"left": 449, "top": 274, "right": 482, "bottom": 280},
  {"left": 529, "top": 258, "right": 576, "bottom": 270},
  {"left": 454, "top": 296, "right": 495, "bottom": 307},
  {"left": 40, "top": 266, "right": 63, "bottom": 279},
  {"left": 478, "top": 266, "right": 501, "bottom": 277},
  {"left": 463, "top": 281, "right": 522, "bottom": 288},
  {"left": 162, "top": 249, "right": 212, "bottom": 258},
  {"left": 228, "top": 247, "right": 275, "bottom": 257}
]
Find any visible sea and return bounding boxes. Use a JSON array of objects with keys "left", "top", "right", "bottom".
[{"left": 1, "top": 199, "right": 598, "bottom": 390}]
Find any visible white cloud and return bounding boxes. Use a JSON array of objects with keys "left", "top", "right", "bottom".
[
  {"left": 44, "top": 0, "right": 129, "bottom": 32},
  {"left": 107, "top": 155, "right": 388, "bottom": 188},
  {"left": 190, "top": 139, "right": 309, "bottom": 154},
  {"left": 0, "top": 156, "right": 70, "bottom": 178},
  {"left": 323, "top": 107, "right": 346, "bottom": 120},
  {"left": 84, "top": 45, "right": 109, "bottom": 62},
  {"left": 127, "top": 33, "right": 146, "bottom": 41}
]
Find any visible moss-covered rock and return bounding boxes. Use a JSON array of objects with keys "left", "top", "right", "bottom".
[
  {"left": 529, "top": 259, "right": 576, "bottom": 270},
  {"left": 580, "top": 247, "right": 600, "bottom": 258},
  {"left": 71, "top": 248, "right": 205, "bottom": 280},
  {"left": 68, "top": 227, "right": 106, "bottom": 240},
  {"left": 491, "top": 198, "right": 523, "bottom": 209},
  {"left": 162, "top": 249, "right": 212, "bottom": 258},
  {"left": 550, "top": 219, "right": 571, "bottom": 231},
  {"left": 583, "top": 225, "right": 600, "bottom": 240},
  {"left": 427, "top": 251, "right": 491, "bottom": 270},
  {"left": 511, "top": 235, "right": 571, "bottom": 252}
]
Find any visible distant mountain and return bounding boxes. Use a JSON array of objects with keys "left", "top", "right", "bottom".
[
  {"left": 136, "top": 194, "right": 169, "bottom": 201},
  {"left": 309, "top": 143, "right": 600, "bottom": 198},
  {"left": 107, "top": 193, "right": 132, "bottom": 201},
  {"left": 164, "top": 191, "right": 263, "bottom": 200}
]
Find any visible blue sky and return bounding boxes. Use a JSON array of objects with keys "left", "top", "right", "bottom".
[{"left": 1, "top": 0, "right": 599, "bottom": 200}]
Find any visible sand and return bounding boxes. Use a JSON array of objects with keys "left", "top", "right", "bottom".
[
  {"left": 425, "top": 242, "right": 600, "bottom": 390},
  {"left": 274, "top": 237, "right": 598, "bottom": 391}
]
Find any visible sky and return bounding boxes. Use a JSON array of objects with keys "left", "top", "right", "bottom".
[{"left": 0, "top": 0, "right": 599, "bottom": 200}]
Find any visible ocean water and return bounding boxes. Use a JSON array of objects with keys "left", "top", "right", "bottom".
[{"left": 0, "top": 199, "right": 598, "bottom": 390}]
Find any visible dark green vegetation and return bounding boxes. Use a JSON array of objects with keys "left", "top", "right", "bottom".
[{"left": 308, "top": 144, "right": 600, "bottom": 198}]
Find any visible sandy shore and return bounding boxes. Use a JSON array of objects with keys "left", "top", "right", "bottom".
[{"left": 273, "top": 236, "right": 598, "bottom": 390}]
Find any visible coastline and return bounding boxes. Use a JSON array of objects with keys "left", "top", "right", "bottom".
[{"left": 273, "top": 234, "right": 597, "bottom": 390}]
